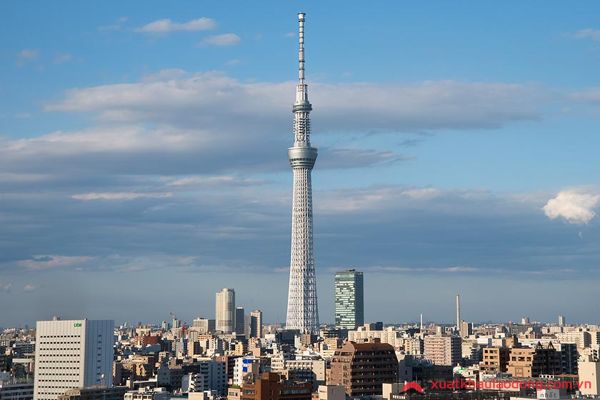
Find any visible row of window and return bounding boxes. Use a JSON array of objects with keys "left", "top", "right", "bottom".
[
  {"left": 39, "top": 335, "right": 81, "bottom": 338},
  {"left": 38, "top": 354, "right": 82, "bottom": 357},
  {"left": 37, "top": 360, "right": 80, "bottom": 364},
  {"left": 39, "top": 341, "right": 81, "bottom": 344}
]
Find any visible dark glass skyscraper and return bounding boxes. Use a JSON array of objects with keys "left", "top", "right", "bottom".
[{"left": 334, "top": 269, "right": 364, "bottom": 329}]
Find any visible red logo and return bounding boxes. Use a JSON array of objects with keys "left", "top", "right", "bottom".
[{"left": 401, "top": 382, "right": 424, "bottom": 393}]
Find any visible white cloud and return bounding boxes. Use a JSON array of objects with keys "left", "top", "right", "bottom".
[
  {"left": 361, "top": 265, "right": 479, "bottom": 273},
  {"left": 543, "top": 189, "right": 600, "bottom": 224},
  {"left": 99, "top": 16, "right": 129, "bottom": 32},
  {"left": 570, "top": 88, "right": 600, "bottom": 103},
  {"left": 54, "top": 53, "right": 73, "bottom": 64},
  {"left": 23, "top": 284, "right": 38, "bottom": 292},
  {"left": 71, "top": 192, "right": 173, "bottom": 201},
  {"left": 573, "top": 28, "right": 600, "bottom": 42},
  {"left": 318, "top": 186, "right": 467, "bottom": 214},
  {"left": 17, "top": 49, "right": 39, "bottom": 65},
  {"left": 0, "top": 282, "right": 12, "bottom": 292},
  {"left": 402, "top": 187, "right": 441, "bottom": 200},
  {"left": 167, "top": 175, "right": 260, "bottom": 187},
  {"left": 136, "top": 18, "right": 216, "bottom": 33},
  {"left": 201, "top": 33, "right": 241, "bottom": 46},
  {"left": 18, "top": 255, "right": 92, "bottom": 270}
]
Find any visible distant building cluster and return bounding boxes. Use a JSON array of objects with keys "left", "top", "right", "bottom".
[{"left": 3, "top": 283, "right": 600, "bottom": 400}]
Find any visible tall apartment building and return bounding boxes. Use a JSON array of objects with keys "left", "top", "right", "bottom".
[
  {"left": 216, "top": 289, "right": 235, "bottom": 334},
  {"left": 556, "top": 342, "right": 578, "bottom": 374},
  {"left": 334, "top": 270, "right": 364, "bottom": 330},
  {"left": 34, "top": 319, "right": 114, "bottom": 400},
  {"left": 479, "top": 347, "right": 509, "bottom": 374},
  {"left": 329, "top": 341, "right": 398, "bottom": 397},
  {"left": 424, "top": 335, "right": 462, "bottom": 366},
  {"left": 507, "top": 343, "right": 561, "bottom": 378},
  {"left": 193, "top": 360, "right": 227, "bottom": 395},
  {"left": 249, "top": 311, "right": 263, "bottom": 339}
]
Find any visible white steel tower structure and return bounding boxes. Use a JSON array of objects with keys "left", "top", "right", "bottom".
[{"left": 285, "top": 12, "right": 319, "bottom": 334}]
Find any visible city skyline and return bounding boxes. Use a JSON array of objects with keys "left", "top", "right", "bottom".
[{"left": 2, "top": 1, "right": 600, "bottom": 325}]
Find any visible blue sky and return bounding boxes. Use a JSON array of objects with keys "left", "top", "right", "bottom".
[{"left": 1, "top": 1, "right": 600, "bottom": 327}]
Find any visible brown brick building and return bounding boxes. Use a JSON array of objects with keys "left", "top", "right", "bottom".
[
  {"left": 329, "top": 341, "right": 398, "bottom": 397},
  {"left": 240, "top": 372, "right": 312, "bottom": 400},
  {"left": 507, "top": 343, "right": 561, "bottom": 378}
]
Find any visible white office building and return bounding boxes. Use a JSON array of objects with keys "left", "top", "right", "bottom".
[
  {"left": 33, "top": 319, "right": 114, "bottom": 400},
  {"left": 215, "top": 289, "right": 235, "bottom": 334}
]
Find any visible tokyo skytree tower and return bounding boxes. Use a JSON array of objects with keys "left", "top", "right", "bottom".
[{"left": 285, "top": 12, "right": 319, "bottom": 334}]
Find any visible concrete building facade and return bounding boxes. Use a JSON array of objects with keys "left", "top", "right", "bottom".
[
  {"left": 424, "top": 335, "right": 462, "bottom": 367},
  {"left": 34, "top": 319, "right": 114, "bottom": 400}
]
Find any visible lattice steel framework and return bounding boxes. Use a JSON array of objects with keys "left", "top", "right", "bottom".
[{"left": 285, "top": 12, "right": 319, "bottom": 334}]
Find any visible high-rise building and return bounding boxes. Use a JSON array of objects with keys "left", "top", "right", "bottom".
[
  {"left": 285, "top": 12, "right": 319, "bottom": 334},
  {"left": 33, "top": 319, "right": 114, "bottom": 400},
  {"left": 250, "top": 310, "right": 263, "bottom": 338},
  {"left": 235, "top": 307, "right": 245, "bottom": 335},
  {"left": 216, "top": 289, "right": 235, "bottom": 334},
  {"left": 423, "top": 335, "right": 462, "bottom": 366},
  {"left": 329, "top": 341, "right": 398, "bottom": 397},
  {"left": 558, "top": 315, "right": 566, "bottom": 327},
  {"left": 334, "top": 269, "right": 364, "bottom": 330}
]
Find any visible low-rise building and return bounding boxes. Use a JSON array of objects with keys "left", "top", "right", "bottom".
[{"left": 56, "top": 387, "right": 127, "bottom": 400}]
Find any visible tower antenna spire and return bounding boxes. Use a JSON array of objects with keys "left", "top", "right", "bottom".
[
  {"left": 286, "top": 12, "right": 319, "bottom": 334},
  {"left": 298, "top": 12, "right": 305, "bottom": 83}
]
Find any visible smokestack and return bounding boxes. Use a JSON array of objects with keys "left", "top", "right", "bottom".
[{"left": 456, "top": 294, "right": 461, "bottom": 330}]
